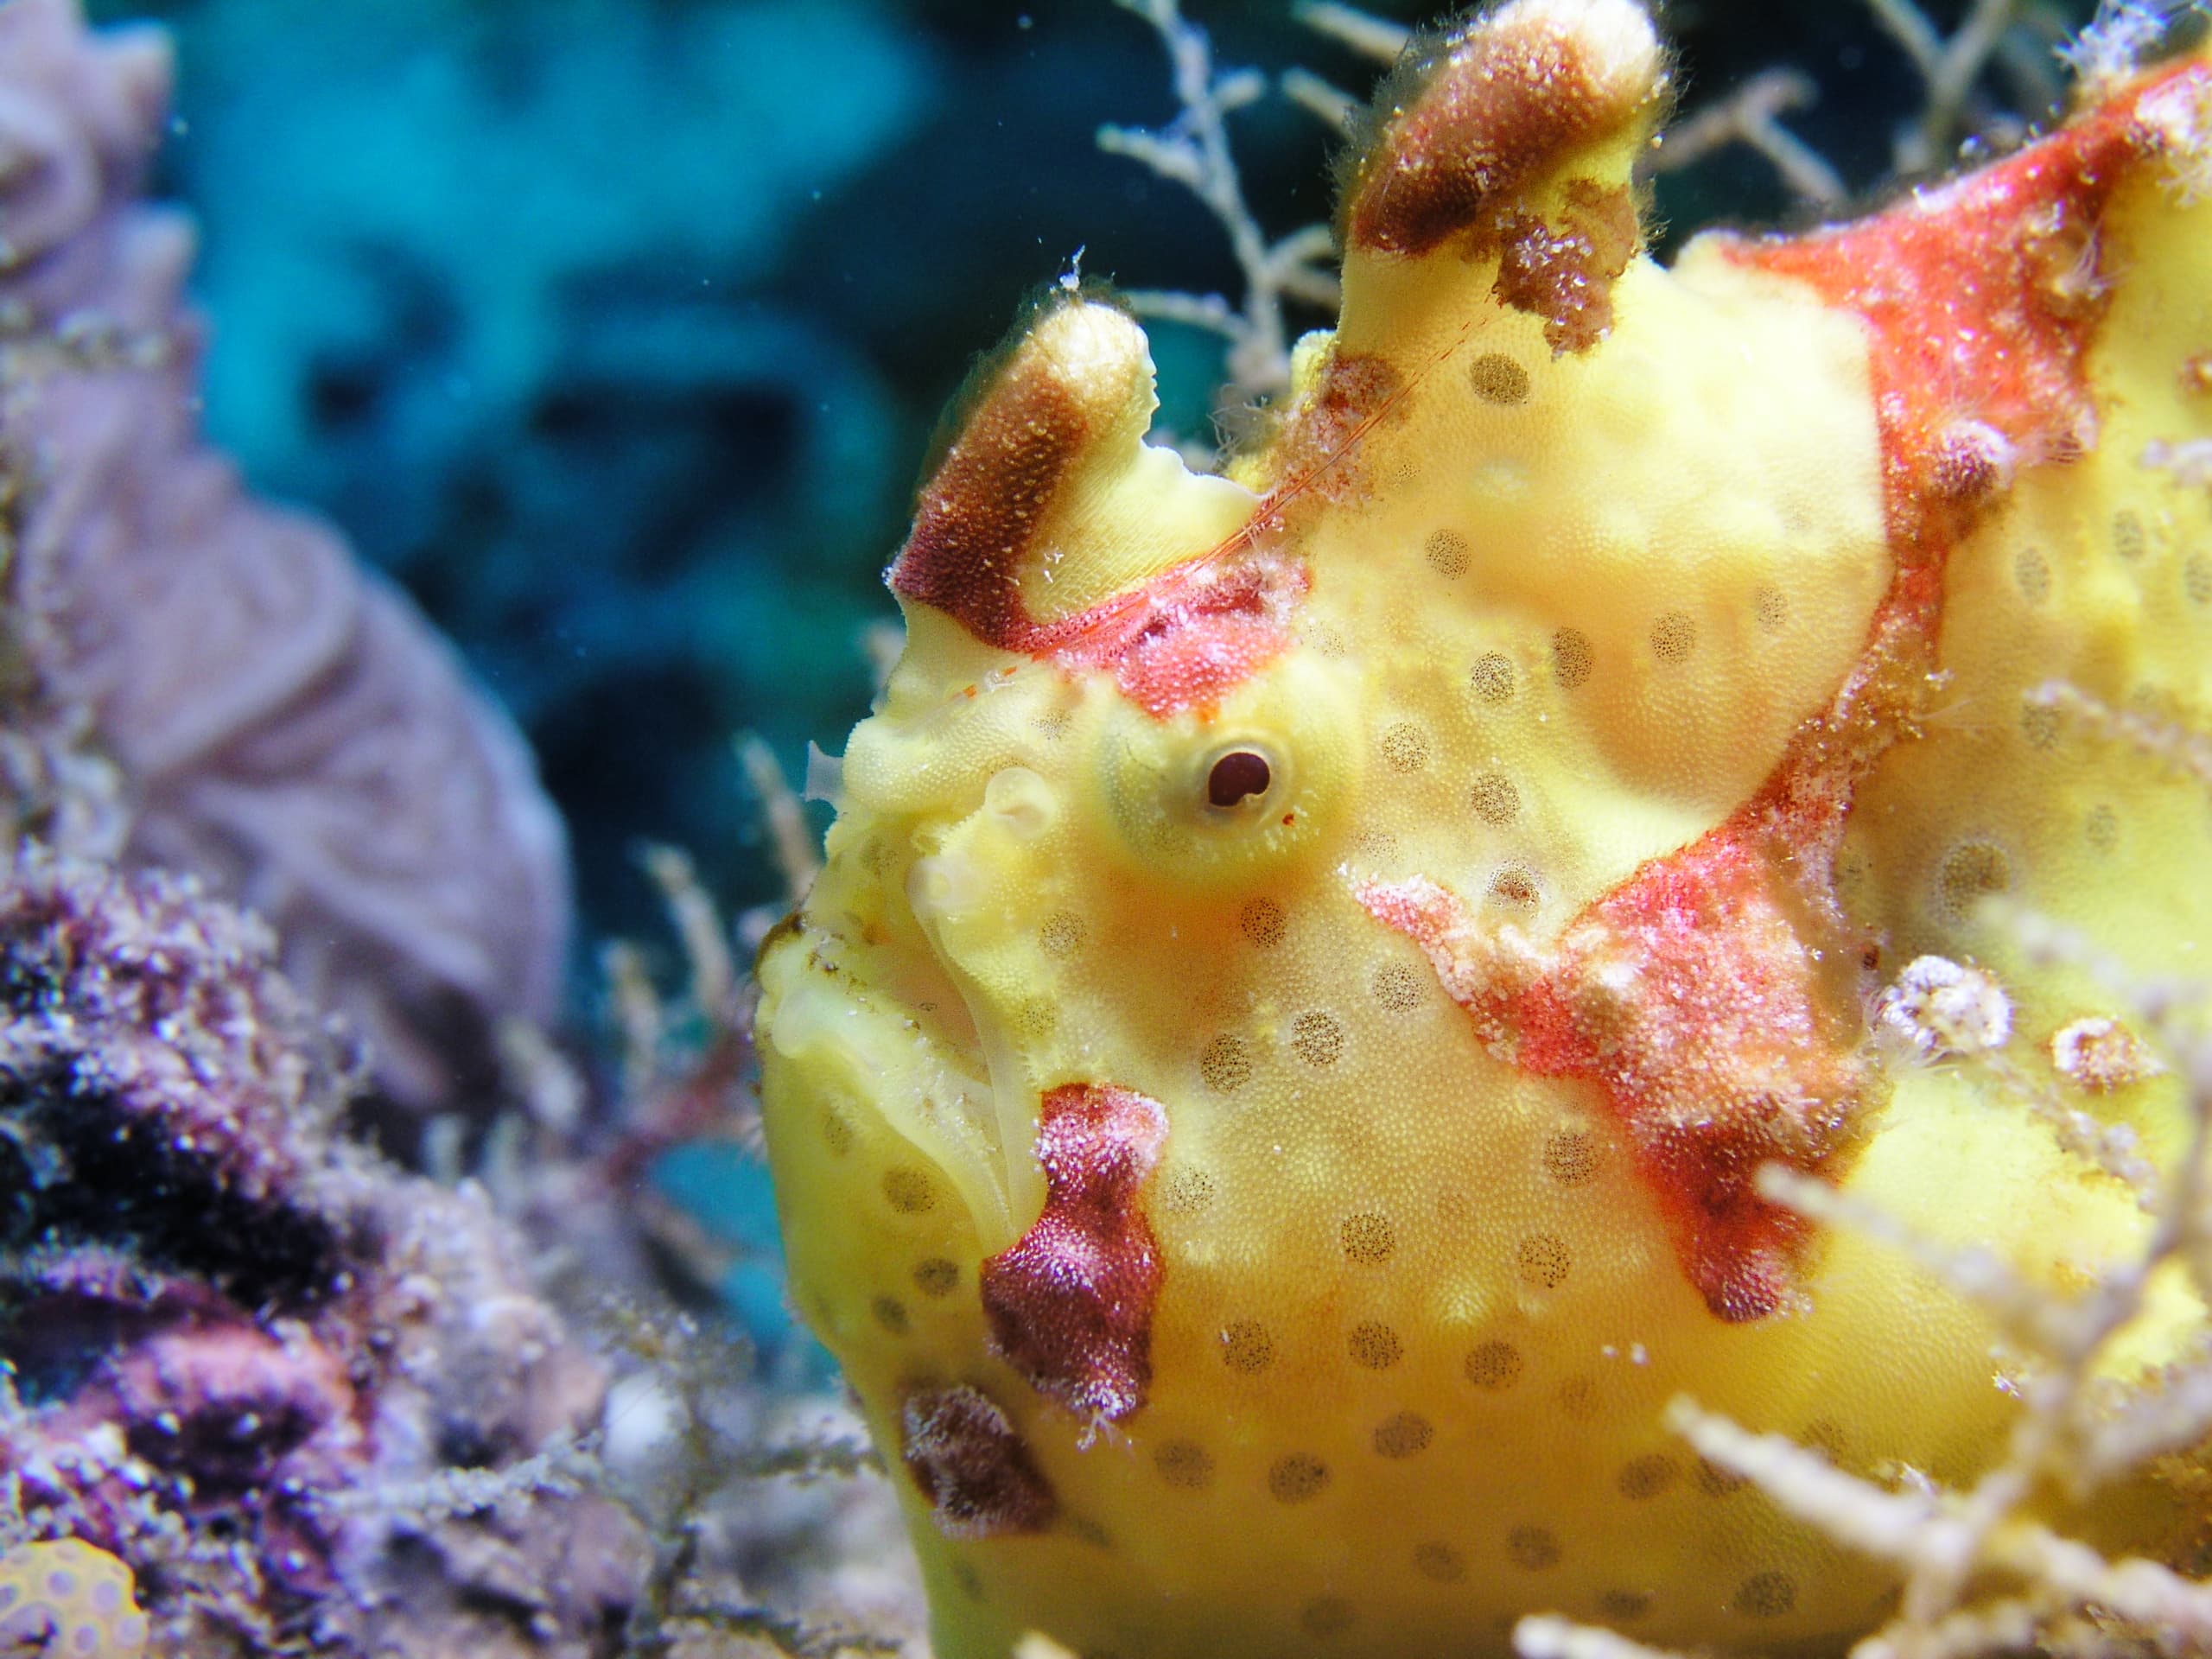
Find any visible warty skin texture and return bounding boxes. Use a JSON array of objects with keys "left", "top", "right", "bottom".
[{"left": 756, "top": 1, "right": 2212, "bottom": 1652}]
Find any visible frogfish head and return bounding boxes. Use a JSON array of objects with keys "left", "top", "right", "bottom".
[{"left": 754, "top": 0, "right": 2212, "bottom": 1652}]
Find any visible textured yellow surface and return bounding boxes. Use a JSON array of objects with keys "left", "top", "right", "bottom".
[
  {"left": 756, "top": 3, "right": 2212, "bottom": 1653},
  {"left": 0, "top": 1539, "right": 149, "bottom": 1657}
]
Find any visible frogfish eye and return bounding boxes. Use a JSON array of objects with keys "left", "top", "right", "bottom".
[
  {"left": 1206, "top": 748, "right": 1273, "bottom": 808},
  {"left": 1092, "top": 657, "right": 1356, "bottom": 883}
]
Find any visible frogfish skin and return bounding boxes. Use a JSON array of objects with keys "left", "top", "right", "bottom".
[{"left": 754, "top": 1, "right": 2212, "bottom": 1652}]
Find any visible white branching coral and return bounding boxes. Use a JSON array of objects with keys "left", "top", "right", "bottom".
[{"left": 1097, "top": 0, "right": 1341, "bottom": 407}]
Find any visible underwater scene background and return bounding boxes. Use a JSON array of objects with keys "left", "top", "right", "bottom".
[{"left": 6, "top": 0, "right": 2181, "bottom": 1655}]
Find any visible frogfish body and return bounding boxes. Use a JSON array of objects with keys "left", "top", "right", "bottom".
[{"left": 755, "top": 2, "right": 2212, "bottom": 1652}]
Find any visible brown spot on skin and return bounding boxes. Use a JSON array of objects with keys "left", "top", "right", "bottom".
[
  {"left": 1735, "top": 1571, "right": 1797, "bottom": 1618},
  {"left": 1936, "top": 840, "right": 2012, "bottom": 921},
  {"left": 1649, "top": 607, "right": 1697, "bottom": 663},
  {"left": 1543, "top": 1128, "right": 1600, "bottom": 1185},
  {"left": 1160, "top": 1166, "right": 1216, "bottom": 1215},
  {"left": 1221, "top": 1319, "right": 1274, "bottom": 1373},
  {"left": 1200, "top": 1034, "right": 1254, "bottom": 1092},
  {"left": 1556, "top": 1374, "right": 1600, "bottom": 1420},
  {"left": 1374, "top": 1411, "right": 1434, "bottom": 1459},
  {"left": 1347, "top": 1321, "right": 1402, "bottom": 1369},
  {"left": 1491, "top": 181, "right": 1642, "bottom": 354},
  {"left": 913, "top": 1259, "right": 960, "bottom": 1298},
  {"left": 1427, "top": 529, "right": 1471, "bottom": 576},
  {"left": 1517, "top": 1233, "right": 1571, "bottom": 1289},
  {"left": 2086, "top": 803, "right": 2120, "bottom": 853},
  {"left": 980, "top": 1084, "right": 1168, "bottom": 1421},
  {"left": 1618, "top": 1453, "right": 1680, "bottom": 1499},
  {"left": 1471, "top": 651, "right": 1516, "bottom": 704},
  {"left": 1471, "top": 773, "right": 1521, "bottom": 825},
  {"left": 1342, "top": 1212, "right": 1396, "bottom": 1265},
  {"left": 889, "top": 322, "right": 1090, "bottom": 649},
  {"left": 1552, "top": 627, "right": 1593, "bottom": 688},
  {"left": 1465, "top": 1340, "right": 1523, "bottom": 1389},
  {"left": 1380, "top": 722, "right": 1432, "bottom": 773},
  {"left": 882, "top": 1167, "right": 936, "bottom": 1213},
  {"left": 1373, "top": 963, "right": 1427, "bottom": 1011},
  {"left": 901, "top": 1385, "right": 1058, "bottom": 1539},
  {"left": 1154, "top": 1440, "right": 1214, "bottom": 1488},
  {"left": 1344, "top": 0, "right": 1663, "bottom": 257},
  {"left": 1507, "top": 1526, "right": 1562, "bottom": 1569},
  {"left": 1490, "top": 865, "right": 1541, "bottom": 910},
  {"left": 1293, "top": 1011, "right": 1346, "bottom": 1065},
  {"left": 2113, "top": 509, "right": 2147, "bottom": 562},
  {"left": 1694, "top": 1458, "right": 1747, "bottom": 1497},
  {"left": 1269, "top": 1453, "right": 1330, "bottom": 1502},
  {"left": 1239, "top": 898, "right": 1287, "bottom": 948},
  {"left": 1414, "top": 1542, "right": 1466, "bottom": 1583},
  {"left": 1469, "top": 352, "right": 1533, "bottom": 404}
]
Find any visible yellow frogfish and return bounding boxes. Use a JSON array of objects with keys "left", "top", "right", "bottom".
[{"left": 755, "top": 0, "right": 2212, "bottom": 1651}]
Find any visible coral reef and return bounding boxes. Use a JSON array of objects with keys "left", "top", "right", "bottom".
[
  {"left": 755, "top": 0, "right": 2212, "bottom": 1656},
  {"left": 0, "top": 0, "right": 571, "bottom": 1114},
  {"left": 0, "top": 846, "right": 647, "bottom": 1655},
  {"left": 0, "top": 6, "right": 936, "bottom": 1658}
]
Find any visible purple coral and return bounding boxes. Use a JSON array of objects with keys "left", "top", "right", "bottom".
[
  {"left": 0, "top": 847, "right": 647, "bottom": 1656},
  {"left": 0, "top": 0, "right": 570, "bottom": 1113}
]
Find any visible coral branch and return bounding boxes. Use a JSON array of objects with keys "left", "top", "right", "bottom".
[
  {"left": 1648, "top": 69, "right": 1846, "bottom": 204},
  {"left": 1099, "top": 0, "right": 1325, "bottom": 404}
]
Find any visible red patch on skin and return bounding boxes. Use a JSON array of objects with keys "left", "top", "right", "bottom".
[
  {"left": 980, "top": 1083, "right": 1167, "bottom": 1421},
  {"left": 900, "top": 1384, "right": 1058, "bottom": 1539},
  {"left": 1362, "top": 64, "right": 2203, "bottom": 1319},
  {"left": 1361, "top": 847, "right": 1857, "bottom": 1322},
  {"left": 1041, "top": 559, "right": 1306, "bottom": 721},
  {"left": 1726, "top": 60, "right": 2203, "bottom": 556}
]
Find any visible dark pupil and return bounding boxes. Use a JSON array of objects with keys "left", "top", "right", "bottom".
[{"left": 1207, "top": 750, "right": 1272, "bottom": 808}]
